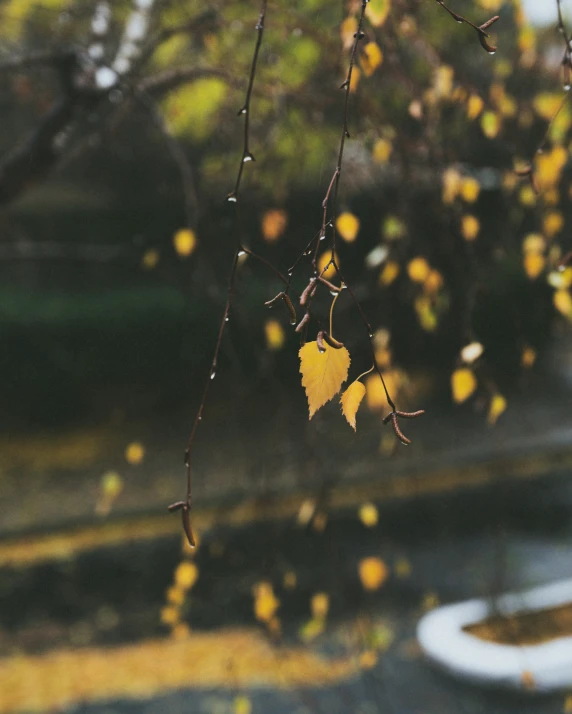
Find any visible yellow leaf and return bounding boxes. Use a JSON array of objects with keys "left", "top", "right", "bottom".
[
  {"left": 311, "top": 593, "right": 329, "bottom": 619},
  {"left": 383, "top": 215, "right": 406, "bottom": 240},
  {"left": 433, "top": 65, "right": 454, "bottom": 99},
  {"left": 365, "top": 371, "right": 400, "bottom": 409},
  {"left": 414, "top": 296, "right": 438, "bottom": 332},
  {"left": 524, "top": 252, "right": 545, "bottom": 280},
  {"left": 460, "top": 177, "right": 480, "bottom": 203},
  {"left": 125, "top": 442, "right": 145, "bottom": 465},
  {"left": 554, "top": 289, "right": 572, "bottom": 319},
  {"left": 533, "top": 93, "right": 563, "bottom": 121},
  {"left": 373, "top": 138, "right": 392, "bottom": 163},
  {"left": 265, "top": 319, "right": 285, "bottom": 350},
  {"left": 451, "top": 368, "right": 477, "bottom": 403},
  {"left": 358, "top": 557, "right": 389, "bottom": 591},
  {"left": 349, "top": 66, "right": 361, "bottom": 93},
  {"left": 317, "top": 251, "right": 338, "bottom": 279},
  {"left": 366, "top": 0, "right": 391, "bottom": 27},
  {"left": 299, "top": 617, "right": 325, "bottom": 643},
  {"left": 488, "top": 393, "right": 507, "bottom": 425},
  {"left": 340, "top": 16, "right": 358, "bottom": 50},
  {"left": 442, "top": 167, "right": 461, "bottom": 204},
  {"left": 543, "top": 211, "right": 564, "bottom": 238},
  {"left": 461, "top": 215, "right": 480, "bottom": 241},
  {"left": 522, "top": 233, "right": 545, "bottom": 253},
  {"left": 358, "top": 502, "right": 379, "bottom": 528},
  {"left": 299, "top": 341, "right": 350, "bottom": 418},
  {"left": 536, "top": 146, "right": 568, "bottom": 190},
  {"left": 175, "top": 561, "right": 199, "bottom": 590},
  {"left": 481, "top": 111, "right": 501, "bottom": 138},
  {"left": 101, "top": 471, "right": 123, "bottom": 499},
  {"left": 519, "top": 184, "right": 536, "bottom": 206},
  {"left": 467, "top": 94, "right": 484, "bottom": 120},
  {"left": 424, "top": 270, "right": 443, "bottom": 294},
  {"left": 253, "top": 582, "right": 280, "bottom": 623},
  {"left": 234, "top": 696, "right": 252, "bottom": 714},
  {"left": 336, "top": 212, "right": 360, "bottom": 243},
  {"left": 407, "top": 257, "right": 430, "bottom": 283},
  {"left": 160, "top": 606, "right": 180, "bottom": 626},
  {"left": 261, "top": 209, "right": 287, "bottom": 242},
  {"left": 173, "top": 228, "right": 197, "bottom": 257},
  {"left": 379, "top": 260, "right": 400, "bottom": 286},
  {"left": 521, "top": 345, "right": 536, "bottom": 368},
  {"left": 360, "top": 42, "right": 383, "bottom": 77},
  {"left": 340, "top": 380, "right": 366, "bottom": 430}
]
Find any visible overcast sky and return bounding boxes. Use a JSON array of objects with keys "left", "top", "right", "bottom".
[{"left": 522, "top": 0, "right": 560, "bottom": 25}]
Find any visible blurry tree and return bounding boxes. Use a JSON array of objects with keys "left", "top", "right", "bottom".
[{"left": 1, "top": 0, "right": 572, "bottom": 517}]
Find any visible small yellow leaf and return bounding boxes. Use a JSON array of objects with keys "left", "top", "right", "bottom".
[
  {"left": 234, "top": 695, "right": 252, "bottom": 714},
  {"left": 261, "top": 209, "right": 287, "bottom": 242},
  {"left": 461, "top": 215, "right": 480, "bottom": 241},
  {"left": 175, "top": 561, "right": 199, "bottom": 590},
  {"left": 481, "top": 111, "right": 501, "bottom": 139},
  {"left": 488, "top": 393, "right": 507, "bottom": 425},
  {"left": 173, "top": 228, "right": 197, "bottom": 257},
  {"left": 424, "top": 269, "right": 443, "bottom": 294},
  {"left": 265, "top": 319, "right": 285, "bottom": 350},
  {"left": 365, "top": 0, "right": 391, "bottom": 27},
  {"left": 467, "top": 94, "right": 484, "bottom": 120},
  {"left": 373, "top": 138, "right": 392, "bottom": 163},
  {"left": 524, "top": 252, "right": 545, "bottom": 280},
  {"left": 358, "top": 502, "right": 379, "bottom": 528},
  {"left": 543, "top": 211, "right": 564, "bottom": 238},
  {"left": 554, "top": 289, "right": 572, "bottom": 319},
  {"left": 311, "top": 593, "right": 329, "bottom": 619},
  {"left": 379, "top": 260, "right": 400, "bottom": 286},
  {"left": 253, "top": 581, "right": 280, "bottom": 623},
  {"left": 358, "top": 557, "right": 389, "bottom": 591},
  {"left": 299, "top": 341, "right": 350, "bottom": 418},
  {"left": 340, "top": 16, "right": 358, "bottom": 49},
  {"left": 523, "top": 233, "right": 545, "bottom": 253},
  {"left": 299, "top": 617, "right": 325, "bottom": 643},
  {"left": 460, "top": 177, "right": 480, "bottom": 203},
  {"left": 451, "top": 368, "right": 477, "bottom": 403},
  {"left": 407, "top": 257, "right": 430, "bottom": 283},
  {"left": 340, "top": 380, "right": 366, "bottom": 430},
  {"left": 125, "top": 442, "right": 145, "bottom": 465},
  {"left": 160, "top": 605, "right": 180, "bottom": 626},
  {"left": 101, "top": 471, "right": 123, "bottom": 499},
  {"left": 533, "top": 92, "right": 563, "bottom": 121},
  {"left": 336, "top": 212, "right": 360, "bottom": 243},
  {"left": 360, "top": 42, "right": 383, "bottom": 77},
  {"left": 519, "top": 184, "right": 536, "bottom": 206},
  {"left": 442, "top": 167, "right": 461, "bottom": 204}
]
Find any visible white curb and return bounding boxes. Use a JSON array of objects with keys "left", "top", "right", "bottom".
[{"left": 417, "top": 579, "right": 572, "bottom": 691}]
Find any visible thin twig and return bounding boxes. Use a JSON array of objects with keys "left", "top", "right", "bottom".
[{"left": 170, "top": 0, "right": 268, "bottom": 547}]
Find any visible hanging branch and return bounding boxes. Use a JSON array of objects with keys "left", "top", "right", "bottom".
[
  {"left": 169, "top": 0, "right": 268, "bottom": 548},
  {"left": 434, "top": 0, "right": 500, "bottom": 53}
]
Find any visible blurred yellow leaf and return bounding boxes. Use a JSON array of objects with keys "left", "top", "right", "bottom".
[
  {"left": 234, "top": 695, "right": 252, "bottom": 714},
  {"left": 340, "top": 16, "right": 358, "bottom": 49},
  {"left": 424, "top": 270, "right": 443, "bottom": 294},
  {"left": 533, "top": 93, "right": 564, "bottom": 121},
  {"left": 125, "top": 442, "right": 145, "bottom": 465},
  {"left": 521, "top": 345, "right": 536, "bottom": 368},
  {"left": 359, "top": 503, "right": 379, "bottom": 528},
  {"left": 523, "top": 233, "right": 545, "bottom": 253},
  {"left": 253, "top": 582, "right": 280, "bottom": 623},
  {"left": 519, "top": 184, "right": 536, "bottom": 206},
  {"left": 141, "top": 249, "right": 159, "bottom": 270},
  {"left": 164, "top": 79, "right": 228, "bottom": 140},
  {"left": 488, "top": 393, "right": 507, "bottom": 425},
  {"left": 359, "top": 650, "right": 378, "bottom": 670},
  {"left": 373, "top": 138, "right": 392, "bottom": 163},
  {"left": 265, "top": 319, "right": 285, "bottom": 350},
  {"left": 340, "top": 380, "right": 366, "bottom": 431},
  {"left": 160, "top": 606, "right": 180, "bottom": 626},
  {"left": 480, "top": 111, "right": 501, "bottom": 138},
  {"left": 461, "top": 215, "right": 480, "bottom": 241},
  {"left": 299, "top": 341, "right": 350, "bottom": 418},
  {"left": 433, "top": 65, "right": 454, "bottom": 99},
  {"left": 318, "top": 252, "right": 338, "bottom": 279},
  {"left": 383, "top": 215, "right": 406, "bottom": 240},
  {"left": 536, "top": 146, "right": 568, "bottom": 190},
  {"left": 554, "top": 289, "right": 572, "bottom": 319},
  {"left": 407, "top": 257, "right": 430, "bottom": 283},
  {"left": 349, "top": 66, "right": 361, "bottom": 93},
  {"left": 175, "top": 561, "right": 198, "bottom": 590},
  {"left": 379, "top": 260, "right": 400, "bottom": 286},
  {"left": 460, "top": 178, "right": 481, "bottom": 203},
  {"left": 311, "top": 593, "right": 329, "bottom": 619},
  {"left": 299, "top": 617, "right": 325, "bottom": 643},
  {"left": 365, "top": 371, "right": 400, "bottom": 409},
  {"left": 262, "top": 209, "right": 288, "bottom": 242},
  {"left": 173, "top": 229, "right": 197, "bottom": 257},
  {"left": 336, "top": 212, "right": 360, "bottom": 243},
  {"left": 442, "top": 167, "right": 461, "bottom": 204},
  {"left": 101, "top": 471, "right": 123, "bottom": 499},
  {"left": 358, "top": 557, "right": 389, "bottom": 591},
  {"left": 524, "top": 252, "right": 545, "bottom": 280},
  {"left": 564, "top": 693, "right": 572, "bottom": 714},
  {"left": 467, "top": 94, "right": 484, "bottom": 120},
  {"left": 451, "top": 368, "right": 477, "bottom": 403},
  {"left": 360, "top": 42, "right": 383, "bottom": 77},
  {"left": 366, "top": 0, "right": 391, "bottom": 27},
  {"left": 543, "top": 211, "right": 564, "bottom": 238},
  {"left": 166, "top": 586, "right": 185, "bottom": 606},
  {"left": 414, "top": 296, "right": 438, "bottom": 332}
]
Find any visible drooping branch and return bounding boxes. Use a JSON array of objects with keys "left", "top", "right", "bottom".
[
  {"left": 434, "top": 0, "right": 500, "bottom": 53},
  {"left": 170, "top": 0, "right": 268, "bottom": 548}
]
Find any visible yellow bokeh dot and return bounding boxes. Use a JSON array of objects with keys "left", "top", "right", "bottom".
[
  {"left": 358, "top": 557, "right": 389, "bottom": 591},
  {"left": 358, "top": 503, "right": 379, "bottom": 528},
  {"left": 318, "top": 252, "right": 338, "bottom": 279},
  {"left": 461, "top": 215, "right": 480, "bottom": 241},
  {"left": 174, "top": 561, "right": 199, "bottom": 590},
  {"left": 141, "top": 249, "right": 159, "bottom": 270},
  {"left": 373, "top": 138, "right": 392, "bottom": 164},
  {"left": 460, "top": 177, "right": 480, "bottom": 203},
  {"left": 234, "top": 695, "right": 252, "bottom": 714},
  {"left": 407, "top": 257, "right": 430, "bottom": 283},
  {"left": 173, "top": 228, "right": 197, "bottom": 257},
  {"left": 336, "top": 212, "right": 360, "bottom": 243},
  {"left": 264, "top": 319, "right": 285, "bottom": 350},
  {"left": 125, "top": 442, "right": 145, "bottom": 465},
  {"left": 311, "top": 592, "right": 329, "bottom": 619},
  {"left": 379, "top": 260, "right": 400, "bottom": 287},
  {"left": 359, "top": 650, "right": 378, "bottom": 670}
]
